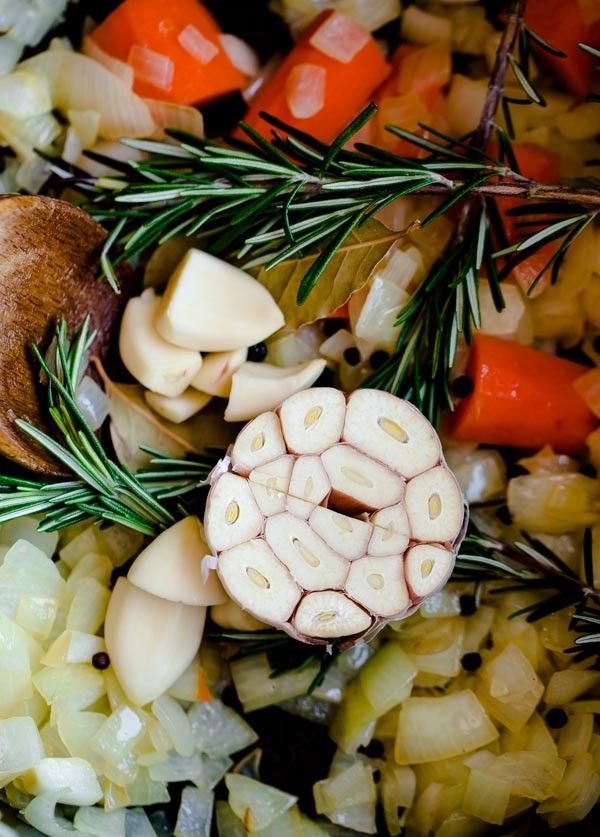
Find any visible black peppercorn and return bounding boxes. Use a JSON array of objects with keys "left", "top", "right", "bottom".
[
  {"left": 92, "top": 652, "right": 110, "bottom": 670},
  {"left": 580, "top": 463, "right": 597, "bottom": 479},
  {"left": 460, "top": 594, "right": 477, "bottom": 616},
  {"left": 461, "top": 652, "right": 482, "bottom": 672},
  {"left": 451, "top": 375, "right": 475, "bottom": 398},
  {"left": 545, "top": 708, "right": 568, "bottom": 729},
  {"left": 343, "top": 347, "right": 361, "bottom": 366},
  {"left": 247, "top": 342, "right": 267, "bottom": 362},
  {"left": 323, "top": 318, "right": 346, "bottom": 337}
]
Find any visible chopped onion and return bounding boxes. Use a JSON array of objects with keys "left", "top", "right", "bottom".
[
  {"left": 452, "top": 449, "right": 507, "bottom": 504},
  {"left": 128, "top": 45, "right": 175, "bottom": 92},
  {"left": 22, "top": 758, "right": 102, "bottom": 806},
  {"left": 0, "top": 70, "right": 51, "bottom": 117},
  {"left": 573, "top": 368, "right": 600, "bottom": 417},
  {"left": 485, "top": 751, "right": 565, "bottom": 802},
  {"left": 178, "top": 25, "right": 219, "bottom": 65},
  {"left": 545, "top": 669, "right": 600, "bottom": 705},
  {"left": 309, "top": 12, "right": 369, "bottom": 63},
  {"left": 124, "top": 809, "right": 159, "bottom": 836},
  {"left": 507, "top": 474, "right": 600, "bottom": 534},
  {"left": 530, "top": 286, "right": 585, "bottom": 344},
  {"left": 230, "top": 653, "right": 320, "bottom": 712},
  {"left": 401, "top": 6, "right": 451, "bottom": 44},
  {"left": 218, "top": 34, "right": 259, "bottom": 77},
  {"left": 477, "top": 642, "right": 544, "bottom": 732},
  {"left": 145, "top": 99, "right": 204, "bottom": 139},
  {"left": 479, "top": 280, "right": 532, "bottom": 344},
  {"left": 0, "top": 717, "right": 44, "bottom": 780},
  {"left": 285, "top": 63, "right": 326, "bottom": 119},
  {"left": 444, "top": 75, "right": 488, "bottom": 136},
  {"left": 175, "top": 787, "right": 214, "bottom": 837},
  {"left": 151, "top": 694, "right": 194, "bottom": 758},
  {"left": 329, "top": 679, "right": 377, "bottom": 754},
  {"left": 225, "top": 774, "right": 297, "bottom": 833},
  {"left": 76, "top": 376, "right": 109, "bottom": 432},
  {"left": 558, "top": 713, "right": 594, "bottom": 759},
  {"left": 0, "top": 35, "right": 24, "bottom": 74},
  {"left": 73, "top": 806, "right": 126, "bottom": 835},
  {"left": 82, "top": 36, "right": 134, "bottom": 88},
  {"left": 188, "top": 699, "right": 258, "bottom": 758},
  {"left": 23, "top": 790, "right": 82, "bottom": 837}
]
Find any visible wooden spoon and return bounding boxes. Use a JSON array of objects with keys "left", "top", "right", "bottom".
[{"left": 0, "top": 194, "right": 136, "bottom": 475}]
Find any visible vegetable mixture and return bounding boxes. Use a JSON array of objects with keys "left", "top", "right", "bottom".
[{"left": 0, "top": 0, "right": 599, "bottom": 835}]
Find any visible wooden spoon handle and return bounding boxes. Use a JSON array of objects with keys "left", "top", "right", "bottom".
[{"left": 0, "top": 195, "right": 136, "bottom": 474}]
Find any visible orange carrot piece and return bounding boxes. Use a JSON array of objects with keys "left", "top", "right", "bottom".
[
  {"left": 447, "top": 334, "right": 598, "bottom": 454},
  {"left": 239, "top": 10, "right": 390, "bottom": 143},
  {"left": 90, "top": 0, "right": 246, "bottom": 105}
]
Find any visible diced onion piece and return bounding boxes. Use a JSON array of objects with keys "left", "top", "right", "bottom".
[
  {"left": 230, "top": 653, "right": 320, "bottom": 713},
  {"left": 128, "top": 44, "right": 175, "bottom": 92},
  {"left": 24, "top": 791, "right": 85, "bottom": 837},
  {"left": 178, "top": 25, "right": 220, "bottom": 65},
  {"left": 476, "top": 642, "right": 544, "bottom": 731},
  {"left": 545, "top": 669, "right": 600, "bottom": 705},
  {"left": 22, "top": 758, "right": 102, "bottom": 806},
  {"left": 401, "top": 6, "right": 451, "bottom": 44},
  {"left": 309, "top": 12, "right": 369, "bottom": 63},
  {"left": 145, "top": 99, "right": 205, "bottom": 138},
  {"left": 395, "top": 690, "right": 498, "bottom": 764},
  {"left": 225, "top": 774, "right": 297, "bottom": 833},
  {"left": 485, "top": 751, "right": 566, "bottom": 802},
  {"left": 175, "top": 787, "right": 214, "bottom": 837},
  {"left": 0, "top": 70, "right": 51, "bottom": 117},
  {"left": 444, "top": 74, "right": 488, "bottom": 136},
  {"left": 82, "top": 35, "right": 134, "bottom": 87},
  {"left": 573, "top": 368, "right": 600, "bottom": 417},
  {"left": 218, "top": 34, "right": 259, "bottom": 77},
  {"left": 76, "top": 375, "right": 109, "bottom": 431},
  {"left": 285, "top": 63, "right": 326, "bottom": 119},
  {"left": 152, "top": 694, "right": 194, "bottom": 758},
  {"left": 188, "top": 698, "right": 258, "bottom": 758},
  {"left": 462, "top": 767, "right": 511, "bottom": 825},
  {"left": 314, "top": 762, "right": 376, "bottom": 813},
  {"left": 452, "top": 449, "right": 507, "bottom": 504},
  {"left": 507, "top": 474, "right": 600, "bottom": 534},
  {"left": 0, "top": 716, "right": 45, "bottom": 779},
  {"left": 358, "top": 643, "right": 417, "bottom": 716}
]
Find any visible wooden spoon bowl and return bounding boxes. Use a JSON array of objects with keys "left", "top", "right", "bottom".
[{"left": 0, "top": 195, "right": 136, "bottom": 474}]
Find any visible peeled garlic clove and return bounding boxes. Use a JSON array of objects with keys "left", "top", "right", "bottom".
[
  {"left": 210, "top": 597, "right": 269, "bottom": 632},
  {"left": 405, "top": 543, "right": 454, "bottom": 599},
  {"left": 321, "top": 444, "right": 405, "bottom": 512},
  {"left": 155, "top": 249, "right": 285, "bottom": 352},
  {"left": 230, "top": 411, "right": 287, "bottom": 476},
  {"left": 217, "top": 539, "right": 301, "bottom": 626},
  {"left": 249, "top": 455, "right": 295, "bottom": 517},
  {"left": 127, "top": 516, "right": 226, "bottom": 606},
  {"left": 405, "top": 465, "right": 464, "bottom": 543},
  {"left": 345, "top": 555, "right": 410, "bottom": 617},
  {"left": 144, "top": 388, "right": 212, "bottom": 423},
  {"left": 224, "top": 359, "right": 327, "bottom": 422},
  {"left": 204, "top": 472, "right": 264, "bottom": 553},
  {"left": 368, "top": 503, "right": 411, "bottom": 557},
  {"left": 309, "top": 506, "right": 372, "bottom": 561},
  {"left": 119, "top": 289, "right": 202, "bottom": 397},
  {"left": 344, "top": 389, "right": 441, "bottom": 478},
  {"left": 265, "top": 512, "right": 348, "bottom": 591},
  {"left": 278, "top": 387, "right": 346, "bottom": 454},
  {"left": 286, "top": 455, "right": 331, "bottom": 518},
  {"left": 293, "top": 591, "right": 372, "bottom": 639},
  {"left": 105, "top": 577, "right": 206, "bottom": 706},
  {"left": 190, "top": 348, "right": 247, "bottom": 398}
]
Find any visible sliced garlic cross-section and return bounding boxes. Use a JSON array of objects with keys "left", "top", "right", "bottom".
[{"left": 204, "top": 388, "right": 465, "bottom": 645}]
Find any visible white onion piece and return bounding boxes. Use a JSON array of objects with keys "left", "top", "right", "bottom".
[
  {"left": 285, "top": 63, "right": 326, "bottom": 119},
  {"left": 218, "top": 34, "right": 260, "bottom": 77},
  {"left": 82, "top": 35, "right": 134, "bottom": 88},
  {"left": 76, "top": 376, "right": 109, "bottom": 431},
  {"left": 23, "top": 791, "right": 82, "bottom": 837},
  {"left": 0, "top": 35, "right": 24, "bottom": 75},
  {"left": 21, "top": 51, "right": 155, "bottom": 139},
  {"left": 145, "top": 99, "right": 205, "bottom": 139},
  {"left": 178, "top": 25, "right": 219, "bottom": 65},
  {"left": 309, "top": 12, "right": 369, "bottom": 64},
  {"left": 128, "top": 45, "right": 175, "bottom": 92}
]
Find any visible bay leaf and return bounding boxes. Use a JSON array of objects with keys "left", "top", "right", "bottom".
[{"left": 256, "top": 219, "right": 403, "bottom": 330}]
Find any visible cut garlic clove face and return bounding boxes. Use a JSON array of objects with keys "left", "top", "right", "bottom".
[
  {"left": 217, "top": 539, "right": 301, "bottom": 625},
  {"left": 144, "top": 388, "right": 212, "bottom": 424},
  {"left": 127, "top": 516, "right": 226, "bottom": 607},
  {"left": 119, "top": 289, "right": 202, "bottom": 398},
  {"left": 293, "top": 591, "right": 372, "bottom": 639},
  {"left": 265, "top": 513, "right": 349, "bottom": 591},
  {"left": 286, "top": 455, "right": 331, "bottom": 518},
  {"left": 249, "top": 455, "right": 295, "bottom": 517},
  {"left": 405, "top": 543, "right": 454, "bottom": 599},
  {"left": 230, "top": 412, "right": 287, "bottom": 476},
  {"left": 309, "top": 506, "right": 372, "bottom": 561},
  {"left": 190, "top": 348, "right": 247, "bottom": 398},
  {"left": 279, "top": 387, "right": 346, "bottom": 454},
  {"left": 405, "top": 465, "right": 464, "bottom": 544},
  {"left": 345, "top": 555, "right": 410, "bottom": 617},
  {"left": 344, "top": 389, "right": 441, "bottom": 478},
  {"left": 155, "top": 249, "right": 285, "bottom": 352},
  {"left": 368, "top": 503, "right": 411, "bottom": 557},
  {"left": 204, "top": 472, "right": 264, "bottom": 553},
  {"left": 321, "top": 444, "right": 405, "bottom": 512},
  {"left": 105, "top": 577, "right": 206, "bottom": 706}
]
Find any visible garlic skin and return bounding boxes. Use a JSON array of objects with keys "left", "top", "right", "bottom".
[{"left": 204, "top": 387, "right": 466, "bottom": 646}]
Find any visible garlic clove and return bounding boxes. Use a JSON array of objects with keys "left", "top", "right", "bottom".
[
  {"left": 217, "top": 538, "right": 301, "bottom": 626},
  {"left": 230, "top": 411, "right": 287, "bottom": 476},
  {"left": 204, "top": 472, "right": 264, "bottom": 553},
  {"left": 224, "top": 359, "right": 327, "bottom": 422},
  {"left": 368, "top": 503, "right": 411, "bottom": 557},
  {"left": 321, "top": 443, "right": 405, "bottom": 513},
  {"left": 344, "top": 389, "right": 441, "bottom": 478},
  {"left": 345, "top": 555, "right": 410, "bottom": 617},
  {"left": 405, "top": 465, "right": 464, "bottom": 544},
  {"left": 104, "top": 577, "right": 206, "bottom": 706},
  {"left": 286, "top": 455, "right": 331, "bottom": 518},
  {"left": 127, "top": 516, "right": 226, "bottom": 606},
  {"left": 264, "top": 512, "right": 349, "bottom": 591},
  {"left": 249, "top": 455, "right": 295, "bottom": 517},
  {"left": 155, "top": 249, "right": 285, "bottom": 352},
  {"left": 404, "top": 543, "right": 454, "bottom": 599},
  {"left": 278, "top": 387, "right": 346, "bottom": 454},
  {"left": 119, "top": 289, "right": 202, "bottom": 397},
  {"left": 190, "top": 348, "right": 247, "bottom": 398},
  {"left": 293, "top": 590, "right": 372, "bottom": 639},
  {"left": 144, "top": 388, "right": 212, "bottom": 423},
  {"left": 309, "top": 506, "right": 372, "bottom": 561},
  {"left": 210, "top": 597, "right": 269, "bottom": 632}
]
